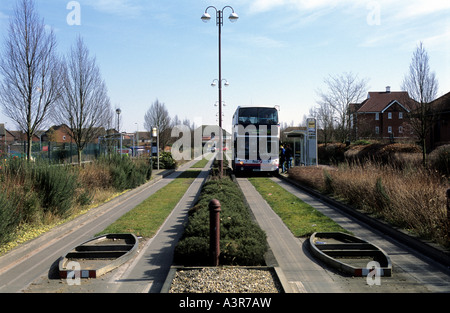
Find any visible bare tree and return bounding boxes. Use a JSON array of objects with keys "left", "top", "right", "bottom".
[
  {"left": 144, "top": 99, "right": 171, "bottom": 149},
  {"left": 314, "top": 100, "right": 335, "bottom": 146},
  {"left": 401, "top": 42, "right": 439, "bottom": 166},
  {"left": 54, "top": 36, "right": 112, "bottom": 165},
  {"left": 0, "top": 0, "right": 62, "bottom": 161},
  {"left": 317, "top": 72, "right": 369, "bottom": 143}
]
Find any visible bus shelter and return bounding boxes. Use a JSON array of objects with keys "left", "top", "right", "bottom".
[{"left": 284, "top": 119, "right": 317, "bottom": 166}]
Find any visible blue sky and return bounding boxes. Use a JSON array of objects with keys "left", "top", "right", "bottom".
[{"left": 0, "top": 0, "right": 449, "bottom": 133}]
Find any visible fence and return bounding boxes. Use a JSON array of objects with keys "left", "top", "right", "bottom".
[{"left": 3, "top": 141, "right": 100, "bottom": 164}]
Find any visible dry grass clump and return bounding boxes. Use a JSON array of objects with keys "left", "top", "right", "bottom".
[
  {"left": 289, "top": 163, "right": 449, "bottom": 247},
  {"left": 78, "top": 162, "right": 112, "bottom": 190}
]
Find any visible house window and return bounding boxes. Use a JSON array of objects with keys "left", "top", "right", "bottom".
[
  {"left": 388, "top": 112, "right": 392, "bottom": 119},
  {"left": 375, "top": 126, "right": 379, "bottom": 134},
  {"left": 375, "top": 113, "right": 379, "bottom": 120},
  {"left": 399, "top": 126, "right": 403, "bottom": 134},
  {"left": 388, "top": 126, "right": 392, "bottom": 133},
  {"left": 399, "top": 112, "right": 403, "bottom": 119}
]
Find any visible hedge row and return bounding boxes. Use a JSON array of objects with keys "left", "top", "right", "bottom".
[{"left": 174, "top": 177, "right": 268, "bottom": 266}]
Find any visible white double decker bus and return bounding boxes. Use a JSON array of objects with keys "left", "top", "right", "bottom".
[{"left": 232, "top": 106, "right": 280, "bottom": 174}]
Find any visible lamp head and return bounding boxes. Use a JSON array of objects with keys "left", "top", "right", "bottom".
[
  {"left": 201, "top": 12, "right": 211, "bottom": 23},
  {"left": 228, "top": 12, "right": 239, "bottom": 22}
]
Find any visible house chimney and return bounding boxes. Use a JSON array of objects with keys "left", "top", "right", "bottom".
[{"left": 386, "top": 86, "right": 391, "bottom": 93}]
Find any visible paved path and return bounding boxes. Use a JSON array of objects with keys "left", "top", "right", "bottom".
[
  {"left": 237, "top": 176, "right": 450, "bottom": 293},
  {"left": 0, "top": 159, "right": 206, "bottom": 293}
]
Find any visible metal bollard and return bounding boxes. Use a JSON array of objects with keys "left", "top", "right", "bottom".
[{"left": 209, "top": 199, "right": 221, "bottom": 266}]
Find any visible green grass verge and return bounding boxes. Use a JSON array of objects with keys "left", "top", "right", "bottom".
[
  {"left": 96, "top": 170, "right": 200, "bottom": 238},
  {"left": 191, "top": 158, "right": 210, "bottom": 168},
  {"left": 248, "top": 177, "right": 350, "bottom": 237}
]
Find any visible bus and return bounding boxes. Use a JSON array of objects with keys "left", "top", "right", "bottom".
[{"left": 232, "top": 106, "right": 280, "bottom": 174}]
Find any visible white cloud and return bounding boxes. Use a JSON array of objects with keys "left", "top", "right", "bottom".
[
  {"left": 392, "top": 0, "right": 450, "bottom": 20},
  {"left": 248, "top": 0, "right": 450, "bottom": 20},
  {"left": 84, "top": 0, "right": 143, "bottom": 18},
  {"left": 421, "top": 25, "right": 450, "bottom": 52},
  {"left": 248, "top": 0, "right": 349, "bottom": 13},
  {"left": 245, "top": 35, "right": 287, "bottom": 48},
  {"left": 248, "top": 0, "right": 286, "bottom": 13}
]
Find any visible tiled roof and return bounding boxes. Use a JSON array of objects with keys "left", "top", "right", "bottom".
[
  {"left": 429, "top": 92, "right": 450, "bottom": 112},
  {"left": 357, "top": 91, "right": 412, "bottom": 113}
]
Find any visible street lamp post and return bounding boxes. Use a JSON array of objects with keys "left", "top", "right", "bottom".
[
  {"left": 116, "top": 108, "right": 122, "bottom": 156},
  {"left": 152, "top": 127, "right": 159, "bottom": 170},
  {"left": 202, "top": 5, "right": 238, "bottom": 178}
]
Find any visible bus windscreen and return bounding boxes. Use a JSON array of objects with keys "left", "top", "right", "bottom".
[{"left": 237, "top": 108, "right": 278, "bottom": 125}]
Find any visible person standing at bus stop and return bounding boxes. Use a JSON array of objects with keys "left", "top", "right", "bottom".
[
  {"left": 280, "top": 145, "right": 286, "bottom": 173},
  {"left": 285, "top": 144, "right": 293, "bottom": 172}
]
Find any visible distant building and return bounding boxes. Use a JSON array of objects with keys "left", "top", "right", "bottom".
[
  {"left": 428, "top": 91, "right": 450, "bottom": 149},
  {"left": 41, "top": 124, "right": 73, "bottom": 143},
  {"left": 350, "top": 86, "right": 415, "bottom": 141}
]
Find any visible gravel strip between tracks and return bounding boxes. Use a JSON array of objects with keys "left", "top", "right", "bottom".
[{"left": 169, "top": 267, "right": 282, "bottom": 293}]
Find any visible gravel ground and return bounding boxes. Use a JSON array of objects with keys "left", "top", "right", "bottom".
[{"left": 169, "top": 267, "right": 283, "bottom": 293}]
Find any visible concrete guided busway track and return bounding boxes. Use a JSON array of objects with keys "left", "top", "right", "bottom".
[
  {"left": 0, "top": 158, "right": 212, "bottom": 293},
  {"left": 237, "top": 176, "right": 450, "bottom": 293}
]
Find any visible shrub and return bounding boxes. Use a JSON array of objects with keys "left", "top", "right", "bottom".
[
  {"left": 0, "top": 189, "right": 22, "bottom": 246},
  {"left": 0, "top": 155, "right": 152, "bottom": 252},
  {"left": 175, "top": 178, "right": 268, "bottom": 266},
  {"left": 318, "top": 143, "right": 346, "bottom": 164},
  {"left": 32, "top": 164, "right": 78, "bottom": 217},
  {"left": 152, "top": 152, "right": 176, "bottom": 169},
  {"left": 98, "top": 155, "right": 152, "bottom": 191},
  {"left": 430, "top": 145, "right": 450, "bottom": 176}
]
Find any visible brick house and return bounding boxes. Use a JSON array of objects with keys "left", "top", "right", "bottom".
[
  {"left": 0, "top": 126, "right": 40, "bottom": 144},
  {"left": 350, "top": 87, "right": 415, "bottom": 141},
  {"left": 41, "top": 124, "right": 73, "bottom": 143}
]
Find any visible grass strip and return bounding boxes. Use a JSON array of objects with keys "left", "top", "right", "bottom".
[
  {"left": 248, "top": 177, "right": 350, "bottom": 237},
  {"left": 97, "top": 170, "right": 200, "bottom": 238},
  {"left": 191, "top": 158, "right": 210, "bottom": 168}
]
